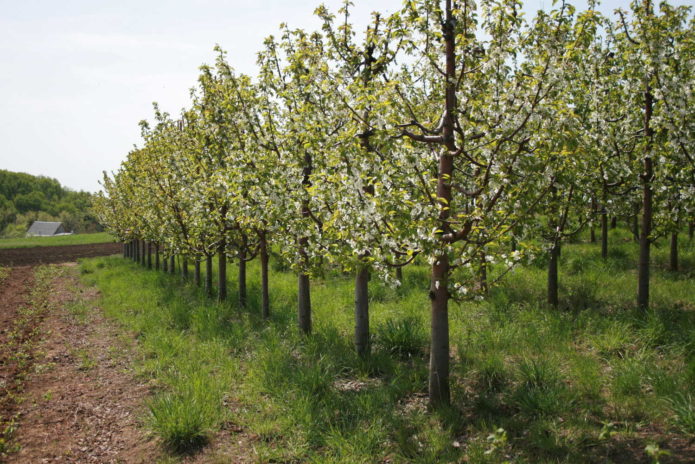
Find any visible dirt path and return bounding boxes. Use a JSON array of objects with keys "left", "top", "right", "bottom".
[
  {"left": 0, "top": 243, "right": 122, "bottom": 267},
  {"left": 1, "top": 265, "right": 160, "bottom": 463}
]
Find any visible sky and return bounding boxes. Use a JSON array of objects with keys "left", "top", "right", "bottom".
[{"left": 0, "top": 0, "right": 692, "bottom": 193}]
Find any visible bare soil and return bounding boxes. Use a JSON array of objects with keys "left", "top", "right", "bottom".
[
  {"left": 0, "top": 243, "right": 122, "bottom": 267},
  {"left": 0, "top": 264, "right": 160, "bottom": 463}
]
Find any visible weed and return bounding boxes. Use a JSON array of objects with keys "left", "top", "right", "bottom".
[{"left": 376, "top": 317, "right": 427, "bottom": 359}]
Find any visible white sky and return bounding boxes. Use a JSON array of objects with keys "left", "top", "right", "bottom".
[{"left": 0, "top": 0, "right": 691, "bottom": 193}]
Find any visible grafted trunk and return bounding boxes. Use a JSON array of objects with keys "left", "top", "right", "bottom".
[
  {"left": 205, "top": 254, "right": 213, "bottom": 296},
  {"left": 238, "top": 249, "right": 247, "bottom": 308},
  {"left": 298, "top": 273, "right": 311, "bottom": 334},
  {"left": 194, "top": 259, "right": 201, "bottom": 286},
  {"left": 547, "top": 241, "right": 559, "bottom": 308},
  {"left": 218, "top": 240, "right": 227, "bottom": 302},
  {"left": 670, "top": 232, "right": 678, "bottom": 272},
  {"left": 354, "top": 264, "right": 370, "bottom": 357},
  {"left": 260, "top": 234, "right": 270, "bottom": 319}
]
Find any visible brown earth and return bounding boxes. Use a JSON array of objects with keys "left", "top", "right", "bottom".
[
  {"left": 0, "top": 264, "right": 160, "bottom": 463},
  {"left": 0, "top": 243, "right": 122, "bottom": 267}
]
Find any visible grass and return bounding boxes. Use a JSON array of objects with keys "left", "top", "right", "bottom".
[
  {"left": 0, "top": 232, "right": 114, "bottom": 249},
  {"left": 77, "top": 228, "right": 695, "bottom": 463}
]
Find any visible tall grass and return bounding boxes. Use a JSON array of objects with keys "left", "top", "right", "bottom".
[{"left": 79, "top": 228, "right": 695, "bottom": 462}]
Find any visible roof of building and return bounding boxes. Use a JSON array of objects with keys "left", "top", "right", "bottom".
[{"left": 26, "top": 221, "right": 65, "bottom": 236}]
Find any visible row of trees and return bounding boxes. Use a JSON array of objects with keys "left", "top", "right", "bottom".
[{"left": 94, "top": 0, "right": 694, "bottom": 406}]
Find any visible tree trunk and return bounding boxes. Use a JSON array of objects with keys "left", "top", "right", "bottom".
[
  {"left": 601, "top": 206, "right": 608, "bottom": 260},
  {"left": 298, "top": 273, "right": 311, "bottom": 334},
  {"left": 548, "top": 241, "right": 559, "bottom": 308},
  {"left": 689, "top": 221, "right": 693, "bottom": 241},
  {"left": 194, "top": 259, "right": 201, "bottom": 286},
  {"left": 479, "top": 251, "right": 488, "bottom": 294},
  {"left": 632, "top": 209, "right": 640, "bottom": 242},
  {"left": 218, "top": 240, "right": 227, "bottom": 302},
  {"left": 169, "top": 256, "right": 175, "bottom": 275},
  {"left": 147, "top": 243, "right": 152, "bottom": 269},
  {"left": 162, "top": 254, "right": 168, "bottom": 273},
  {"left": 638, "top": 39, "right": 654, "bottom": 310},
  {"left": 260, "top": 234, "right": 270, "bottom": 319},
  {"left": 182, "top": 258, "right": 188, "bottom": 280},
  {"left": 429, "top": 255, "right": 450, "bottom": 406},
  {"left": 611, "top": 216, "right": 617, "bottom": 229},
  {"left": 590, "top": 197, "right": 597, "bottom": 243},
  {"left": 238, "top": 250, "right": 247, "bottom": 308},
  {"left": 155, "top": 244, "right": 160, "bottom": 270},
  {"left": 354, "top": 264, "right": 370, "bottom": 357},
  {"left": 205, "top": 254, "right": 213, "bottom": 297},
  {"left": 395, "top": 266, "right": 403, "bottom": 283},
  {"left": 670, "top": 232, "right": 678, "bottom": 272}
]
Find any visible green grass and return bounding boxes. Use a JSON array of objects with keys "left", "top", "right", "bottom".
[
  {"left": 78, "top": 228, "right": 695, "bottom": 463},
  {"left": 0, "top": 232, "right": 114, "bottom": 249}
]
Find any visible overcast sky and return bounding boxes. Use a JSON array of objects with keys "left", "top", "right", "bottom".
[{"left": 0, "top": 0, "right": 691, "bottom": 193}]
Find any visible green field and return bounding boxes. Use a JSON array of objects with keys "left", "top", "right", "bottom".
[
  {"left": 78, "top": 229, "right": 694, "bottom": 463},
  {"left": 0, "top": 232, "right": 114, "bottom": 249}
]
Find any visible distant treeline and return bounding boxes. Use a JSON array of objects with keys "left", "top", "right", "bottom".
[{"left": 0, "top": 170, "right": 101, "bottom": 237}]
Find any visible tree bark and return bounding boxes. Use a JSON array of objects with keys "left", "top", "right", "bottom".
[
  {"left": 169, "top": 256, "right": 175, "bottom": 275},
  {"left": 238, "top": 249, "right": 247, "bottom": 308},
  {"left": 260, "top": 233, "right": 270, "bottom": 319},
  {"left": 162, "top": 253, "right": 168, "bottom": 273},
  {"left": 147, "top": 242, "right": 152, "bottom": 269},
  {"left": 670, "top": 232, "right": 678, "bottom": 272},
  {"left": 429, "top": 255, "right": 450, "bottom": 406},
  {"left": 395, "top": 266, "right": 403, "bottom": 283},
  {"left": 632, "top": 208, "right": 640, "bottom": 242},
  {"left": 590, "top": 197, "right": 597, "bottom": 243},
  {"left": 218, "top": 240, "right": 227, "bottom": 302},
  {"left": 205, "top": 254, "right": 213, "bottom": 297},
  {"left": 298, "top": 273, "right": 311, "bottom": 334},
  {"left": 601, "top": 206, "right": 608, "bottom": 260},
  {"left": 194, "top": 259, "right": 201, "bottom": 286},
  {"left": 182, "top": 258, "right": 188, "bottom": 280},
  {"left": 479, "top": 251, "right": 488, "bottom": 294},
  {"left": 548, "top": 241, "right": 559, "bottom": 307},
  {"left": 354, "top": 264, "right": 370, "bottom": 357},
  {"left": 155, "top": 244, "right": 160, "bottom": 271}
]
